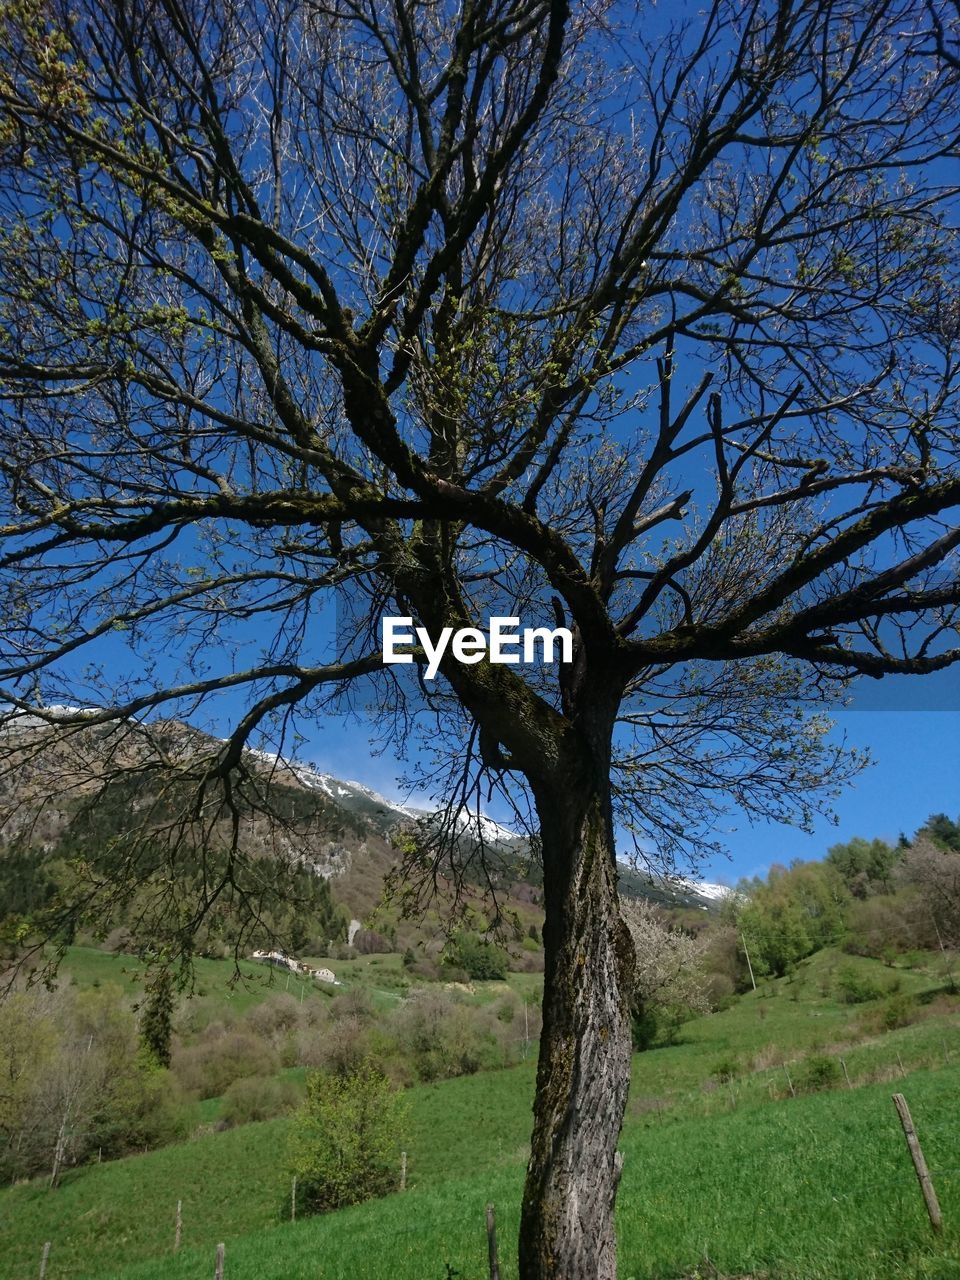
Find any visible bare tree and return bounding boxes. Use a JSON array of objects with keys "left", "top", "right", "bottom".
[
  {"left": 0, "top": 984, "right": 142, "bottom": 1184},
  {"left": 2, "top": 1, "right": 960, "bottom": 1274}
]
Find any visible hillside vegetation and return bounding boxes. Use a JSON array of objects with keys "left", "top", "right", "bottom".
[
  {"left": 2, "top": 946, "right": 958, "bottom": 1280},
  {"left": 3, "top": 783, "right": 960, "bottom": 1277}
]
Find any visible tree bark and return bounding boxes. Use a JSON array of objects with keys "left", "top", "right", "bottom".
[{"left": 519, "top": 775, "right": 635, "bottom": 1280}]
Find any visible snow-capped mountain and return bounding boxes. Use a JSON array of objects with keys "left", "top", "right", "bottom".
[
  {"left": 1, "top": 709, "right": 727, "bottom": 912},
  {"left": 244, "top": 744, "right": 523, "bottom": 847}
]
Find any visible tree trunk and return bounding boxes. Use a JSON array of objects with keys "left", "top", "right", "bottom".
[{"left": 519, "top": 779, "right": 635, "bottom": 1280}]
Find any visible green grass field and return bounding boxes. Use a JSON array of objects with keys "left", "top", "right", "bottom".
[
  {"left": 59, "top": 944, "right": 543, "bottom": 1015},
  {"left": 3, "top": 949, "right": 958, "bottom": 1280},
  {"left": 4, "top": 1064, "right": 957, "bottom": 1280},
  {"left": 58, "top": 947, "right": 329, "bottom": 1015}
]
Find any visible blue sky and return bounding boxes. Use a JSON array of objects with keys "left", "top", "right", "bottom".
[
  {"left": 711, "top": 707, "right": 958, "bottom": 885},
  {"left": 16, "top": 0, "right": 958, "bottom": 897},
  {"left": 291, "top": 668, "right": 959, "bottom": 889}
]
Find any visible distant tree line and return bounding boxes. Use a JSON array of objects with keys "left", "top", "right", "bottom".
[
  {"left": 0, "top": 842, "right": 346, "bottom": 965},
  {"left": 729, "top": 813, "right": 960, "bottom": 980}
]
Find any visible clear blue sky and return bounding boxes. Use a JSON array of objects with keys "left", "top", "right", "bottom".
[
  {"left": 711, "top": 708, "right": 958, "bottom": 885},
  {"left": 32, "top": 0, "right": 957, "bottom": 895}
]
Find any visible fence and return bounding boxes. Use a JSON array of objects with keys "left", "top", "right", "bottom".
[{"left": 27, "top": 1079, "right": 959, "bottom": 1279}]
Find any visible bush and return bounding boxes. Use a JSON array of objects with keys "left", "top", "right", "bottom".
[
  {"left": 172, "top": 1030, "right": 279, "bottom": 1099},
  {"left": 711, "top": 1056, "right": 739, "bottom": 1084},
  {"left": 445, "top": 933, "right": 508, "bottom": 981},
  {"left": 834, "top": 964, "right": 887, "bottom": 1004},
  {"left": 843, "top": 893, "right": 922, "bottom": 959},
  {"left": 513, "top": 948, "right": 545, "bottom": 974},
  {"left": 103, "top": 1065, "right": 195, "bottom": 1154},
  {"left": 304, "top": 1014, "right": 375, "bottom": 1077},
  {"left": 631, "top": 1005, "right": 660, "bottom": 1052},
  {"left": 245, "top": 993, "right": 302, "bottom": 1042},
  {"left": 220, "top": 1075, "right": 302, "bottom": 1127},
  {"left": 391, "top": 989, "right": 504, "bottom": 1081},
  {"left": 288, "top": 1061, "right": 408, "bottom": 1215},
  {"left": 799, "top": 1054, "right": 842, "bottom": 1092},
  {"left": 858, "top": 992, "right": 918, "bottom": 1034}
]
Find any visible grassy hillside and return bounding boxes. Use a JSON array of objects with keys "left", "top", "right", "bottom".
[
  {"left": 117, "top": 1067, "right": 960, "bottom": 1280},
  {"left": 59, "top": 944, "right": 543, "bottom": 1013},
  {"left": 2, "top": 949, "right": 958, "bottom": 1280},
  {"left": 57, "top": 947, "right": 329, "bottom": 1015},
  {"left": 3, "top": 1064, "right": 958, "bottom": 1280}
]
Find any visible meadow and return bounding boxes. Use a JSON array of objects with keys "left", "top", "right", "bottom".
[{"left": 2, "top": 948, "right": 958, "bottom": 1280}]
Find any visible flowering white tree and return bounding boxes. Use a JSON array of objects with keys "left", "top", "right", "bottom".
[{"left": 623, "top": 900, "right": 710, "bottom": 1046}]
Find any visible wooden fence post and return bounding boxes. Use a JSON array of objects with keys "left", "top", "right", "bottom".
[
  {"left": 400, "top": 1151, "right": 407, "bottom": 1191},
  {"left": 174, "top": 1200, "right": 182, "bottom": 1252},
  {"left": 897, "top": 1052, "right": 906, "bottom": 1079},
  {"left": 840, "top": 1058, "right": 852, "bottom": 1089},
  {"left": 782, "top": 1063, "right": 796, "bottom": 1097},
  {"left": 892, "top": 1093, "right": 942, "bottom": 1234},
  {"left": 291, "top": 1177, "right": 297, "bottom": 1223},
  {"left": 485, "top": 1203, "right": 500, "bottom": 1280},
  {"left": 214, "top": 1241, "right": 225, "bottom": 1279},
  {"left": 39, "top": 1242, "right": 50, "bottom": 1280}
]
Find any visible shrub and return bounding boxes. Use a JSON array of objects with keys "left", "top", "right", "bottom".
[
  {"left": 172, "top": 1030, "right": 279, "bottom": 1099},
  {"left": 513, "top": 948, "right": 545, "bottom": 974},
  {"left": 104, "top": 1065, "right": 195, "bottom": 1154},
  {"left": 843, "top": 893, "right": 922, "bottom": 959},
  {"left": 220, "top": 1075, "right": 302, "bottom": 1127},
  {"left": 858, "top": 992, "right": 918, "bottom": 1034},
  {"left": 245, "top": 993, "right": 302, "bottom": 1042},
  {"left": 391, "top": 989, "right": 503, "bottom": 1081},
  {"left": 705, "top": 972, "right": 736, "bottom": 1008},
  {"left": 445, "top": 933, "right": 508, "bottom": 981},
  {"left": 834, "top": 964, "right": 887, "bottom": 1004},
  {"left": 306, "top": 1015, "right": 376, "bottom": 1077},
  {"left": 494, "top": 997, "right": 518, "bottom": 1024},
  {"left": 288, "top": 1061, "right": 408, "bottom": 1215},
  {"left": 631, "top": 1006, "right": 660, "bottom": 1052},
  {"left": 878, "top": 991, "right": 912, "bottom": 1029},
  {"left": 799, "top": 1054, "right": 842, "bottom": 1092},
  {"left": 711, "top": 1057, "right": 739, "bottom": 1084}
]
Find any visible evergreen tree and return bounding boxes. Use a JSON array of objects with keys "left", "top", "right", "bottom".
[{"left": 140, "top": 970, "right": 174, "bottom": 1069}]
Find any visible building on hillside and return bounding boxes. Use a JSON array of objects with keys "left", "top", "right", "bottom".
[{"left": 251, "top": 950, "right": 339, "bottom": 985}]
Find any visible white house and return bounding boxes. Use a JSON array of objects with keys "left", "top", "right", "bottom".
[{"left": 251, "top": 949, "right": 339, "bottom": 985}]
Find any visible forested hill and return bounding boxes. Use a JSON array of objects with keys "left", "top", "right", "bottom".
[{"left": 0, "top": 712, "right": 725, "bottom": 961}]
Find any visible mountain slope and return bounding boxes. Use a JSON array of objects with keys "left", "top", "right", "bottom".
[{"left": 0, "top": 712, "right": 726, "bottom": 947}]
